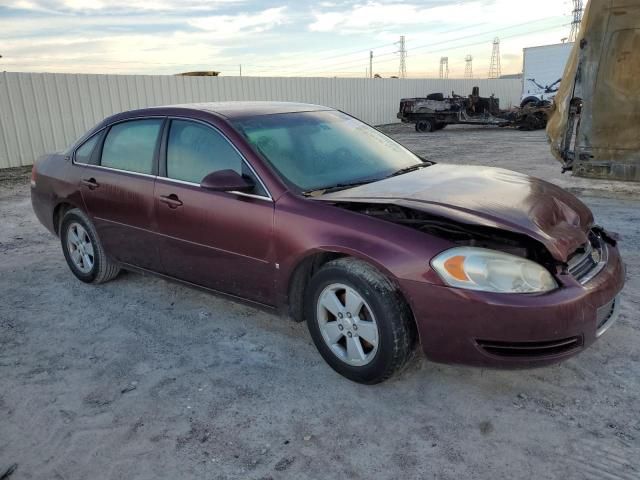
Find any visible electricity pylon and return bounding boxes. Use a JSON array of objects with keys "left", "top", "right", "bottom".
[
  {"left": 464, "top": 55, "right": 473, "bottom": 78},
  {"left": 396, "top": 36, "right": 407, "bottom": 78},
  {"left": 488, "top": 37, "right": 501, "bottom": 78},
  {"left": 439, "top": 57, "right": 449, "bottom": 79},
  {"left": 569, "top": 0, "right": 583, "bottom": 42}
]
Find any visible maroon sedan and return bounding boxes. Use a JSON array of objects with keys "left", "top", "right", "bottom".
[{"left": 31, "top": 102, "right": 625, "bottom": 383}]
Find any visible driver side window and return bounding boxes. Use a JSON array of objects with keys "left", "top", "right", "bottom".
[
  {"left": 167, "top": 120, "right": 242, "bottom": 183},
  {"left": 166, "top": 120, "right": 267, "bottom": 196}
]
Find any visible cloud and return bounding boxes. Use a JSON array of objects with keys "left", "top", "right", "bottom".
[
  {"left": 2, "top": 0, "right": 245, "bottom": 13},
  {"left": 309, "top": 2, "right": 423, "bottom": 32},
  {"left": 309, "top": 0, "right": 569, "bottom": 33},
  {"left": 0, "top": 4, "right": 289, "bottom": 74},
  {"left": 189, "top": 7, "right": 287, "bottom": 37},
  {"left": 0, "top": 0, "right": 570, "bottom": 77}
]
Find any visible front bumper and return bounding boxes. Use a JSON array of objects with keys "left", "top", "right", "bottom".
[{"left": 400, "top": 242, "right": 626, "bottom": 368}]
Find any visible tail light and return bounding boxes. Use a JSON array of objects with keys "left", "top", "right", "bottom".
[{"left": 31, "top": 164, "right": 37, "bottom": 188}]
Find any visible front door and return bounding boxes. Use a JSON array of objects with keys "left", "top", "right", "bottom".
[
  {"left": 80, "top": 118, "right": 164, "bottom": 270},
  {"left": 154, "top": 119, "right": 275, "bottom": 304}
]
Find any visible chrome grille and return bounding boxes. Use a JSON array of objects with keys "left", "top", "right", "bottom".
[{"left": 567, "top": 231, "right": 607, "bottom": 284}]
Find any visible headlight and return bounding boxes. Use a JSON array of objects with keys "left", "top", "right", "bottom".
[{"left": 431, "top": 247, "right": 557, "bottom": 293}]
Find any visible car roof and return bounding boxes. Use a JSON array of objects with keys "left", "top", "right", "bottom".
[{"left": 116, "top": 101, "right": 334, "bottom": 121}]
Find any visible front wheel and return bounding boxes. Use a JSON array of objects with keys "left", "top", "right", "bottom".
[
  {"left": 304, "top": 258, "right": 416, "bottom": 384},
  {"left": 415, "top": 119, "right": 434, "bottom": 133},
  {"left": 60, "top": 208, "right": 120, "bottom": 284}
]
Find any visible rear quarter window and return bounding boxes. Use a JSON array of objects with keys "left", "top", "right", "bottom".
[{"left": 74, "top": 134, "right": 100, "bottom": 165}]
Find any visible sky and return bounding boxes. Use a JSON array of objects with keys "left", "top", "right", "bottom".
[{"left": 0, "top": 0, "right": 575, "bottom": 78}]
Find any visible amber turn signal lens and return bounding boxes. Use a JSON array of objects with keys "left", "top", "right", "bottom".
[{"left": 443, "top": 255, "right": 469, "bottom": 281}]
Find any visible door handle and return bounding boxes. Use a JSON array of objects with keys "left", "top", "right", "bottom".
[
  {"left": 81, "top": 178, "right": 99, "bottom": 190},
  {"left": 159, "top": 194, "right": 183, "bottom": 209}
]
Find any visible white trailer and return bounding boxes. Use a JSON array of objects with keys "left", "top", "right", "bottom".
[{"left": 521, "top": 42, "right": 574, "bottom": 107}]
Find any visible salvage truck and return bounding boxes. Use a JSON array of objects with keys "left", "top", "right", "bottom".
[
  {"left": 398, "top": 87, "right": 548, "bottom": 132},
  {"left": 521, "top": 42, "right": 573, "bottom": 107},
  {"left": 397, "top": 87, "right": 508, "bottom": 132}
]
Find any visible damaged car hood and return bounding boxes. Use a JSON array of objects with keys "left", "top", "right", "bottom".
[{"left": 319, "top": 164, "right": 593, "bottom": 262}]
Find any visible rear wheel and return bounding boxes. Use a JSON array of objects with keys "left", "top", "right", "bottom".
[
  {"left": 304, "top": 258, "right": 416, "bottom": 384},
  {"left": 60, "top": 208, "right": 120, "bottom": 284}
]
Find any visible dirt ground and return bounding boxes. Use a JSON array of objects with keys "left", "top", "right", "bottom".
[{"left": 1, "top": 124, "right": 639, "bottom": 480}]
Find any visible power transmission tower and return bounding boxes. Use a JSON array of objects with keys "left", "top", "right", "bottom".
[
  {"left": 396, "top": 36, "right": 407, "bottom": 78},
  {"left": 439, "top": 57, "right": 449, "bottom": 79},
  {"left": 488, "top": 37, "right": 501, "bottom": 78},
  {"left": 464, "top": 55, "right": 473, "bottom": 78},
  {"left": 369, "top": 50, "right": 373, "bottom": 79},
  {"left": 569, "top": 0, "right": 583, "bottom": 42}
]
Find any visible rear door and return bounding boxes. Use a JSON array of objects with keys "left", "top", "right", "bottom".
[
  {"left": 79, "top": 117, "right": 165, "bottom": 270},
  {"left": 154, "top": 118, "right": 275, "bottom": 304}
]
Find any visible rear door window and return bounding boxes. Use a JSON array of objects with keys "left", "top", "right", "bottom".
[{"left": 101, "top": 119, "right": 163, "bottom": 174}]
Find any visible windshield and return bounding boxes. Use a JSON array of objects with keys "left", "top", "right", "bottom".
[{"left": 233, "top": 110, "right": 422, "bottom": 192}]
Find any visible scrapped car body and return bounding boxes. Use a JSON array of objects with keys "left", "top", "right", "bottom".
[
  {"left": 547, "top": 0, "right": 640, "bottom": 181},
  {"left": 399, "top": 87, "right": 549, "bottom": 132},
  {"left": 397, "top": 88, "right": 508, "bottom": 132},
  {"left": 31, "top": 102, "right": 625, "bottom": 383}
]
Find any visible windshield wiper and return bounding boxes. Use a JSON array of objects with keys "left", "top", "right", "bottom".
[
  {"left": 387, "top": 161, "right": 433, "bottom": 178},
  {"left": 303, "top": 179, "right": 376, "bottom": 197}
]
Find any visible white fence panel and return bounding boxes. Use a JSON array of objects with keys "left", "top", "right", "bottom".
[{"left": 0, "top": 72, "right": 521, "bottom": 168}]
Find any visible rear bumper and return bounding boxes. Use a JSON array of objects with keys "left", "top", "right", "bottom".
[{"left": 400, "top": 242, "right": 626, "bottom": 368}]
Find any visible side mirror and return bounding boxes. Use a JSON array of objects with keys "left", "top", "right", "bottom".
[{"left": 200, "top": 169, "right": 254, "bottom": 193}]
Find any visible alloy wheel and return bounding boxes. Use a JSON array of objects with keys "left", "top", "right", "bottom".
[
  {"left": 67, "top": 222, "right": 95, "bottom": 274},
  {"left": 316, "top": 283, "right": 380, "bottom": 366}
]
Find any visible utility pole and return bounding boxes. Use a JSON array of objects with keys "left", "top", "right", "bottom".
[
  {"left": 464, "top": 55, "right": 473, "bottom": 79},
  {"left": 439, "top": 57, "right": 449, "bottom": 79},
  {"left": 396, "top": 36, "right": 407, "bottom": 78},
  {"left": 568, "top": 0, "right": 583, "bottom": 42},
  {"left": 369, "top": 50, "right": 373, "bottom": 79},
  {"left": 488, "top": 37, "right": 501, "bottom": 78},
  {"left": 239, "top": 64, "right": 242, "bottom": 77}
]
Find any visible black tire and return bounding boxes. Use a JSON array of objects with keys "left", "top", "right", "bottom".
[
  {"left": 304, "top": 258, "right": 416, "bottom": 384},
  {"left": 520, "top": 97, "right": 541, "bottom": 108},
  {"left": 415, "top": 120, "right": 433, "bottom": 133},
  {"left": 60, "top": 208, "right": 120, "bottom": 284}
]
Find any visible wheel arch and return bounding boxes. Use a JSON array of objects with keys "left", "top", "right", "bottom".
[
  {"left": 286, "top": 250, "right": 346, "bottom": 323},
  {"left": 284, "top": 248, "right": 417, "bottom": 333},
  {"left": 52, "top": 200, "right": 83, "bottom": 236}
]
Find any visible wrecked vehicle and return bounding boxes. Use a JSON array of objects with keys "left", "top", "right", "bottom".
[
  {"left": 501, "top": 102, "right": 552, "bottom": 131},
  {"left": 31, "top": 102, "right": 625, "bottom": 384},
  {"left": 547, "top": 0, "right": 640, "bottom": 181},
  {"left": 398, "top": 87, "right": 508, "bottom": 132},
  {"left": 398, "top": 87, "right": 550, "bottom": 131},
  {"left": 521, "top": 78, "right": 560, "bottom": 107}
]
